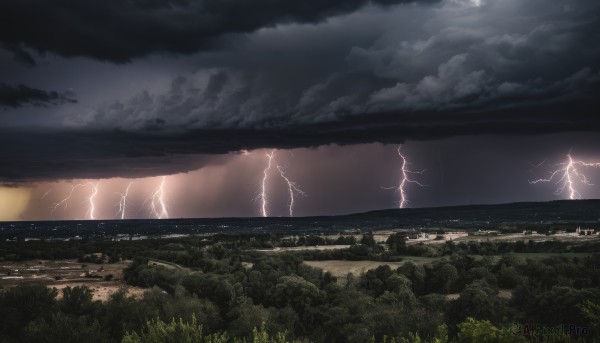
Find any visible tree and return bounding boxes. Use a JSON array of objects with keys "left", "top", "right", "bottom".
[
  {"left": 102, "top": 288, "right": 155, "bottom": 341},
  {"left": 121, "top": 315, "right": 223, "bottom": 343},
  {"left": 360, "top": 265, "right": 393, "bottom": 297},
  {"left": 273, "top": 276, "right": 326, "bottom": 313},
  {"left": 430, "top": 263, "right": 459, "bottom": 294},
  {"left": 0, "top": 284, "right": 57, "bottom": 339},
  {"left": 455, "top": 317, "right": 525, "bottom": 343},
  {"left": 59, "top": 286, "right": 95, "bottom": 316},
  {"left": 226, "top": 298, "right": 268, "bottom": 338},
  {"left": 529, "top": 286, "right": 600, "bottom": 326},
  {"left": 450, "top": 280, "right": 510, "bottom": 325},
  {"left": 497, "top": 266, "right": 522, "bottom": 289},
  {"left": 397, "top": 262, "right": 426, "bottom": 294},
  {"left": 464, "top": 267, "right": 497, "bottom": 289},
  {"left": 23, "top": 312, "right": 107, "bottom": 343},
  {"left": 122, "top": 318, "right": 305, "bottom": 343},
  {"left": 577, "top": 300, "right": 600, "bottom": 335},
  {"left": 387, "top": 234, "right": 407, "bottom": 254}
]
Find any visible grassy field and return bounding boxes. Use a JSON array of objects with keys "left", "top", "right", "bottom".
[
  {"left": 303, "top": 252, "right": 593, "bottom": 280},
  {"left": 304, "top": 260, "right": 406, "bottom": 279},
  {"left": 0, "top": 259, "right": 144, "bottom": 301},
  {"left": 511, "top": 252, "right": 592, "bottom": 260}
]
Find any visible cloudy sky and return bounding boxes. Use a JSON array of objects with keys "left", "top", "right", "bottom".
[{"left": 1, "top": 0, "right": 599, "bottom": 221}]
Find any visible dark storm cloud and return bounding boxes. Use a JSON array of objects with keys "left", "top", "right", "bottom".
[
  {"left": 0, "top": 0, "right": 437, "bottom": 65},
  {"left": 0, "top": 83, "right": 76, "bottom": 108},
  {"left": 0, "top": 128, "right": 231, "bottom": 183},
  {"left": 84, "top": 0, "right": 600, "bottom": 132},
  {"left": 2, "top": 103, "right": 600, "bottom": 183},
  {"left": 2, "top": 0, "right": 600, "bottom": 184}
]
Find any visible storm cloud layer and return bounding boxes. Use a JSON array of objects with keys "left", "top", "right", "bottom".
[
  {"left": 0, "top": 0, "right": 436, "bottom": 64},
  {"left": 0, "top": 83, "right": 76, "bottom": 108},
  {"left": 1, "top": 0, "right": 600, "bottom": 184}
]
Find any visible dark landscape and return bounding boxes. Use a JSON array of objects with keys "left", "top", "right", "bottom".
[
  {"left": 3, "top": 0, "right": 600, "bottom": 341},
  {"left": 1, "top": 200, "right": 599, "bottom": 342},
  {"left": 3, "top": 200, "right": 600, "bottom": 241}
]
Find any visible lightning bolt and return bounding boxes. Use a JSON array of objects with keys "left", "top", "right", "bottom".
[
  {"left": 258, "top": 150, "right": 305, "bottom": 217},
  {"left": 49, "top": 183, "right": 87, "bottom": 215},
  {"left": 260, "top": 152, "right": 275, "bottom": 217},
  {"left": 530, "top": 153, "right": 600, "bottom": 200},
  {"left": 150, "top": 176, "right": 169, "bottom": 219},
  {"left": 40, "top": 187, "right": 53, "bottom": 199},
  {"left": 116, "top": 181, "right": 133, "bottom": 219},
  {"left": 383, "top": 145, "right": 425, "bottom": 208},
  {"left": 83, "top": 182, "right": 100, "bottom": 220},
  {"left": 276, "top": 164, "right": 306, "bottom": 217}
]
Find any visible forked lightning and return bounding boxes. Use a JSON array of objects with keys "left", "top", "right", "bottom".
[
  {"left": 530, "top": 153, "right": 600, "bottom": 199},
  {"left": 84, "top": 182, "right": 100, "bottom": 220},
  {"left": 116, "top": 181, "right": 133, "bottom": 219},
  {"left": 150, "top": 176, "right": 169, "bottom": 219},
  {"left": 50, "top": 182, "right": 89, "bottom": 215},
  {"left": 259, "top": 150, "right": 305, "bottom": 217},
  {"left": 383, "top": 145, "right": 425, "bottom": 209}
]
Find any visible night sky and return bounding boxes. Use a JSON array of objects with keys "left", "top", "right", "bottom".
[{"left": 1, "top": 0, "right": 600, "bottom": 221}]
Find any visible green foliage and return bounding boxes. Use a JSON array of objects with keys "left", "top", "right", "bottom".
[
  {"left": 520, "top": 286, "right": 600, "bottom": 326},
  {"left": 273, "top": 275, "right": 326, "bottom": 312},
  {"left": 121, "top": 315, "right": 219, "bottom": 343},
  {"left": 122, "top": 318, "right": 307, "bottom": 343},
  {"left": 0, "top": 283, "right": 58, "bottom": 339},
  {"left": 226, "top": 298, "right": 268, "bottom": 338},
  {"left": 450, "top": 280, "right": 511, "bottom": 325},
  {"left": 428, "top": 262, "right": 459, "bottom": 294},
  {"left": 23, "top": 312, "right": 108, "bottom": 343},
  {"left": 455, "top": 318, "right": 525, "bottom": 343},
  {"left": 386, "top": 233, "right": 407, "bottom": 254},
  {"left": 101, "top": 288, "right": 156, "bottom": 341},
  {"left": 2, "top": 235, "right": 600, "bottom": 342},
  {"left": 59, "top": 286, "right": 96, "bottom": 316},
  {"left": 577, "top": 300, "right": 600, "bottom": 333}
]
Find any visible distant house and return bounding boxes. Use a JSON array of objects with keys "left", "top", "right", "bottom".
[{"left": 576, "top": 227, "right": 597, "bottom": 236}]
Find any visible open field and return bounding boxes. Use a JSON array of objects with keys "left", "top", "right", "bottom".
[
  {"left": 304, "top": 260, "right": 406, "bottom": 278},
  {"left": 0, "top": 259, "right": 144, "bottom": 301},
  {"left": 52, "top": 283, "right": 145, "bottom": 301},
  {"left": 511, "top": 252, "right": 592, "bottom": 260},
  {"left": 255, "top": 245, "right": 351, "bottom": 253},
  {"left": 420, "top": 232, "right": 600, "bottom": 245},
  {"left": 304, "top": 252, "right": 594, "bottom": 280}
]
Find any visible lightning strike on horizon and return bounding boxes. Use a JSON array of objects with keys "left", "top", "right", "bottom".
[
  {"left": 258, "top": 150, "right": 305, "bottom": 217},
  {"left": 49, "top": 183, "right": 87, "bottom": 215},
  {"left": 40, "top": 187, "right": 53, "bottom": 199},
  {"left": 530, "top": 154, "right": 600, "bottom": 199},
  {"left": 259, "top": 151, "right": 275, "bottom": 217},
  {"left": 83, "top": 182, "right": 100, "bottom": 220},
  {"left": 383, "top": 146, "right": 425, "bottom": 209},
  {"left": 149, "top": 176, "right": 169, "bottom": 219},
  {"left": 277, "top": 164, "right": 306, "bottom": 217},
  {"left": 115, "top": 181, "right": 133, "bottom": 219}
]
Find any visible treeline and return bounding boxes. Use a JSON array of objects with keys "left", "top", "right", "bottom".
[
  {"left": 2, "top": 231, "right": 599, "bottom": 263},
  {"left": 1, "top": 250, "right": 598, "bottom": 342},
  {"left": 299, "top": 232, "right": 600, "bottom": 261},
  {"left": 0, "top": 234, "right": 346, "bottom": 262},
  {"left": 120, "top": 248, "right": 600, "bottom": 342},
  {"left": 1, "top": 234, "right": 600, "bottom": 342}
]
